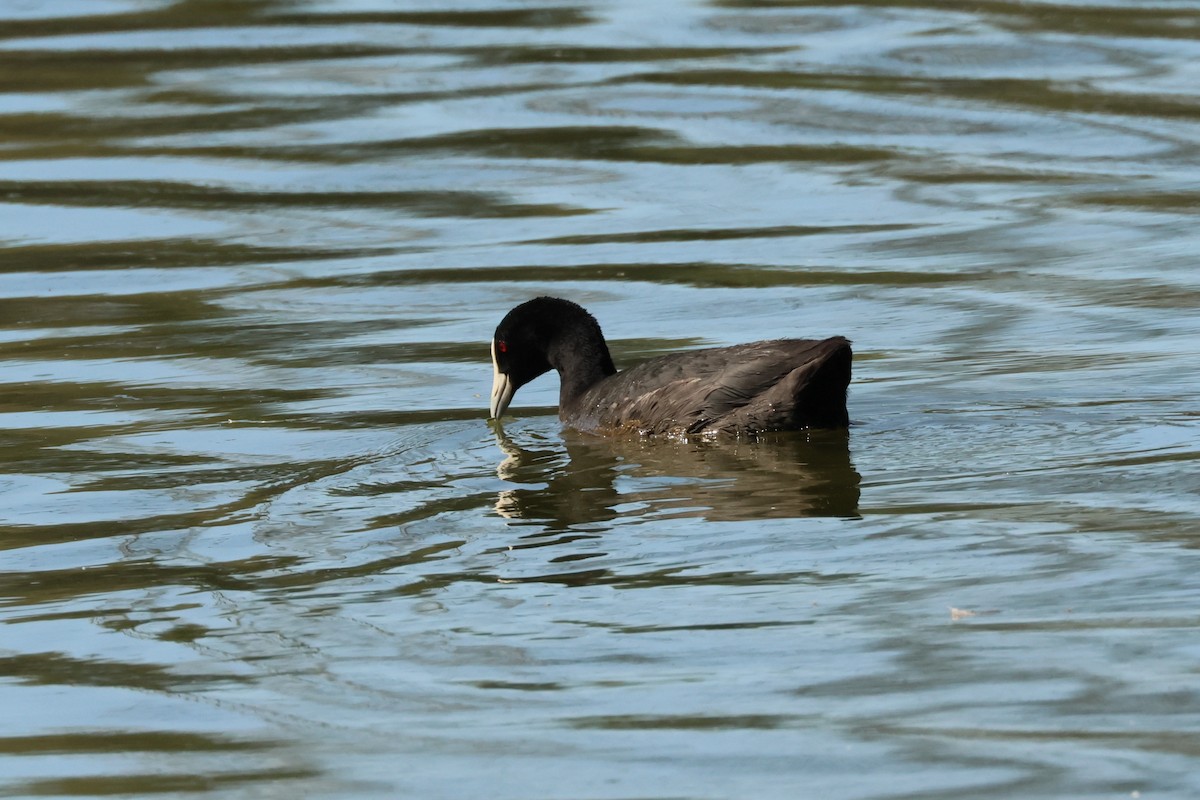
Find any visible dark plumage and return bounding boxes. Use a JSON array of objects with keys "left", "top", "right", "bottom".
[{"left": 489, "top": 296, "right": 851, "bottom": 435}]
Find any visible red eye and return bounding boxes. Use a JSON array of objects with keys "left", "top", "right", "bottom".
[{"left": 497, "top": 340, "right": 508, "bottom": 353}]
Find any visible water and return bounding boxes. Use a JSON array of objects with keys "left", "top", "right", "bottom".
[{"left": 2, "top": 1, "right": 1199, "bottom": 797}]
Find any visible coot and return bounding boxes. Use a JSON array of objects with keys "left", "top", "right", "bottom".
[{"left": 490, "top": 296, "right": 851, "bottom": 435}]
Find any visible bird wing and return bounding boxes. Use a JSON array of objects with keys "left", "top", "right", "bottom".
[
  {"left": 686, "top": 342, "right": 816, "bottom": 432},
  {"left": 571, "top": 338, "right": 850, "bottom": 435}
]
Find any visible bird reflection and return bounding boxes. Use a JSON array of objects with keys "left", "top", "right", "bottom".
[{"left": 490, "top": 421, "right": 860, "bottom": 530}]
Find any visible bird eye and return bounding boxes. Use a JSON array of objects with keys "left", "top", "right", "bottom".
[{"left": 497, "top": 340, "right": 508, "bottom": 354}]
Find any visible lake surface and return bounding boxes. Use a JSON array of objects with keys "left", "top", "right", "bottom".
[{"left": 2, "top": 1, "right": 1199, "bottom": 797}]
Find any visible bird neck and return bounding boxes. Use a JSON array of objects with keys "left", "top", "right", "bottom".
[{"left": 547, "top": 322, "right": 616, "bottom": 406}]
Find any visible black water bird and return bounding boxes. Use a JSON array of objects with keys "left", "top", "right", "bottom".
[{"left": 489, "top": 297, "right": 851, "bottom": 435}]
